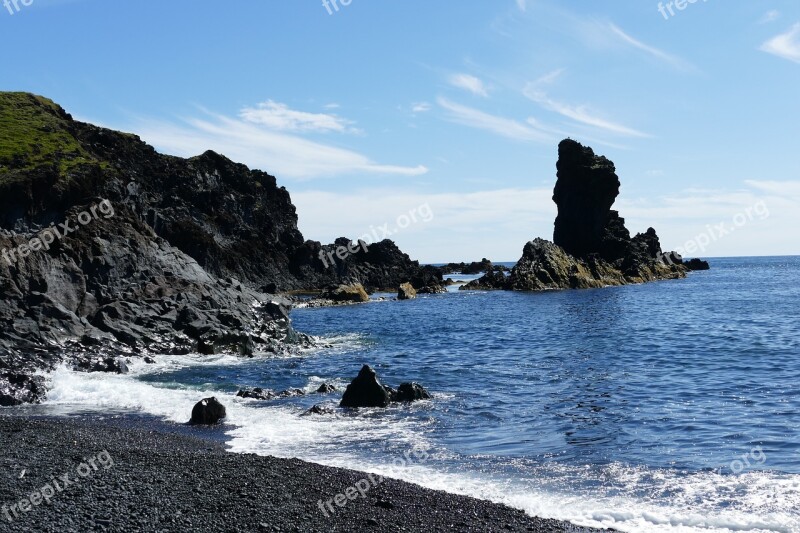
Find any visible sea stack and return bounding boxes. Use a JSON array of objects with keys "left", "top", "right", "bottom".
[{"left": 465, "top": 139, "right": 703, "bottom": 291}]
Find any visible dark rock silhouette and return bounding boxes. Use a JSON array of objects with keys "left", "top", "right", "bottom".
[
  {"left": 553, "top": 139, "right": 621, "bottom": 258},
  {"left": 190, "top": 397, "right": 226, "bottom": 425},
  {"left": 684, "top": 258, "right": 711, "bottom": 271}
]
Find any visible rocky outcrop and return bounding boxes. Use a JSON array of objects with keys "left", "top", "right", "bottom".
[
  {"left": 684, "top": 258, "right": 711, "bottom": 271},
  {"left": 398, "top": 282, "right": 417, "bottom": 300},
  {"left": 465, "top": 139, "right": 702, "bottom": 292},
  {"left": 190, "top": 397, "right": 226, "bottom": 425},
  {"left": 340, "top": 365, "right": 432, "bottom": 408},
  {"left": 340, "top": 365, "right": 392, "bottom": 408}
]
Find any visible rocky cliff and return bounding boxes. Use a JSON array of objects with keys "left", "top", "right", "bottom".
[
  {"left": 0, "top": 92, "right": 432, "bottom": 404},
  {"left": 465, "top": 139, "right": 699, "bottom": 291}
]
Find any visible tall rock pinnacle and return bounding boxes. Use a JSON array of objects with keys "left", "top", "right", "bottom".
[{"left": 552, "top": 139, "right": 621, "bottom": 258}]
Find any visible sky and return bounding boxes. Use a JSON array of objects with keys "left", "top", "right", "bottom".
[{"left": 2, "top": 0, "right": 799, "bottom": 262}]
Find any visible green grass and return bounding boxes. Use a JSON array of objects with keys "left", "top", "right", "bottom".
[{"left": 0, "top": 92, "right": 101, "bottom": 182}]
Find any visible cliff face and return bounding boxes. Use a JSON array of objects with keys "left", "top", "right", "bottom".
[
  {"left": 0, "top": 93, "right": 427, "bottom": 293},
  {"left": 465, "top": 139, "right": 694, "bottom": 291},
  {"left": 0, "top": 92, "right": 430, "bottom": 404}
]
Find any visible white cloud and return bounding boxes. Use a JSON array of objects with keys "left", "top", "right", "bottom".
[
  {"left": 516, "top": 0, "right": 527, "bottom": 12},
  {"left": 292, "top": 180, "right": 800, "bottom": 261},
  {"left": 437, "top": 97, "right": 552, "bottom": 143},
  {"left": 239, "top": 100, "right": 355, "bottom": 133},
  {"left": 609, "top": 23, "right": 694, "bottom": 71},
  {"left": 523, "top": 70, "right": 649, "bottom": 138},
  {"left": 448, "top": 73, "right": 490, "bottom": 97},
  {"left": 292, "top": 187, "right": 555, "bottom": 262},
  {"left": 759, "top": 10, "right": 781, "bottom": 24},
  {"left": 761, "top": 23, "right": 800, "bottom": 63},
  {"left": 129, "top": 108, "right": 427, "bottom": 180},
  {"left": 618, "top": 181, "right": 800, "bottom": 257},
  {"left": 412, "top": 102, "right": 432, "bottom": 113},
  {"left": 523, "top": 87, "right": 649, "bottom": 138}
]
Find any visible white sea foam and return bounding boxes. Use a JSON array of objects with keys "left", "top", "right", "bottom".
[{"left": 33, "top": 359, "right": 800, "bottom": 533}]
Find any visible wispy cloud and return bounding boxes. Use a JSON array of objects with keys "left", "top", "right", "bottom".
[
  {"left": 448, "top": 73, "right": 490, "bottom": 97},
  {"left": 412, "top": 102, "right": 432, "bottom": 113},
  {"left": 759, "top": 10, "right": 781, "bottom": 24},
  {"left": 437, "top": 97, "right": 551, "bottom": 143},
  {"left": 523, "top": 69, "right": 649, "bottom": 138},
  {"left": 515, "top": 0, "right": 527, "bottom": 12},
  {"left": 129, "top": 107, "right": 427, "bottom": 180},
  {"left": 239, "top": 100, "right": 355, "bottom": 133},
  {"left": 760, "top": 23, "right": 800, "bottom": 63},
  {"left": 609, "top": 23, "right": 694, "bottom": 71}
]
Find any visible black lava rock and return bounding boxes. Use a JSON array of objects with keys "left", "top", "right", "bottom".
[
  {"left": 340, "top": 365, "right": 391, "bottom": 408},
  {"left": 190, "top": 397, "right": 226, "bottom": 425}
]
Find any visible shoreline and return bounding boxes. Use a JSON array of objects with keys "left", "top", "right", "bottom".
[{"left": 0, "top": 414, "right": 610, "bottom": 532}]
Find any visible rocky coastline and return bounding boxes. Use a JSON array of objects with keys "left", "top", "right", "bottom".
[{"left": 0, "top": 93, "right": 440, "bottom": 405}]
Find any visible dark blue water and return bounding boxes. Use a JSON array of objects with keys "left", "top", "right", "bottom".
[{"left": 28, "top": 257, "right": 800, "bottom": 531}]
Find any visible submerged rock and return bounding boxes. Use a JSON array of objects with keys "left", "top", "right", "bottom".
[
  {"left": 340, "top": 365, "right": 391, "bottom": 408},
  {"left": 395, "top": 382, "right": 431, "bottom": 402},
  {"left": 316, "top": 383, "right": 337, "bottom": 394},
  {"left": 236, "top": 388, "right": 276, "bottom": 400},
  {"left": 190, "top": 397, "right": 226, "bottom": 425},
  {"left": 302, "top": 404, "right": 336, "bottom": 416}
]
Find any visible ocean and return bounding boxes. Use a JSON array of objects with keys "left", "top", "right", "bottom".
[{"left": 15, "top": 257, "right": 800, "bottom": 532}]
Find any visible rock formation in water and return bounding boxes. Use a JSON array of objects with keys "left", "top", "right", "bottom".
[
  {"left": 0, "top": 92, "right": 436, "bottom": 404},
  {"left": 465, "top": 139, "right": 704, "bottom": 291}
]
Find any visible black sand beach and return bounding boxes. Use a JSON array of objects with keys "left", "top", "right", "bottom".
[{"left": 0, "top": 416, "right": 608, "bottom": 532}]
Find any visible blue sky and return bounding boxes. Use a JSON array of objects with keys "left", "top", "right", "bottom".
[{"left": 2, "top": 0, "right": 799, "bottom": 261}]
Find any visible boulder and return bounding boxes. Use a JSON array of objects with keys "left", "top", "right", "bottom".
[
  {"left": 340, "top": 365, "right": 391, "bottom": 408},
  {"left": 277, "top": 388, "right": 306, "bottom": 398},
  {"left": 398, "top": 282, "right": 417, "bottom": 300},
  {"left": 395, "top": 382, "right": 432, "bottom": 402},
  {"left": 190, "top": 397, "right": 226, "bottom": 425},
  {"left": 321, "top": 283, "right": 369, "bottom": 303}
]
